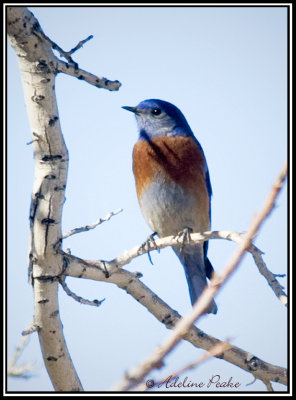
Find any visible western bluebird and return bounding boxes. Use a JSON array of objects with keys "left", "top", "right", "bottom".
[{"left": 123, "top": 99, "right": 217, "bottom": 314}]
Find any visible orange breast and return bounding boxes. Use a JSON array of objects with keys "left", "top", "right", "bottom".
[
  {"left": 132, "top": 136, "right": 211, "bottom": 233},
  {"left": 133, "top": 136, "right": 208, "bottom": 199}
]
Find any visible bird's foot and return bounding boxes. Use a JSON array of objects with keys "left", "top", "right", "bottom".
[
  {"left": 138, "top": 232, "right": 159, "bottom": 265},
  {"left": 176, "top": 227, "right": 193, "bottom": 252}
]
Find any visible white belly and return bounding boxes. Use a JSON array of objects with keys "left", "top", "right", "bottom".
[{"left": 139, "top": 179, "right": 202, "bottom": 237}]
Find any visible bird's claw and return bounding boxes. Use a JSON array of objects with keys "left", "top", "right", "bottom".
[
  {"left": 176, "top": 227, "right": 193, "bottom": 252},
  {"left": 138, "top": 232, "right": 159, "bottom": 265}
]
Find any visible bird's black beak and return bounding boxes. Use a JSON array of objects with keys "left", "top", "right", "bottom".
[{"left": 122, "top": 106, "right": 138, "bottom": 114}]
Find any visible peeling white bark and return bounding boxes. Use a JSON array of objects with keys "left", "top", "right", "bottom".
[{"left": 7, "top": 7, "right": 82, "bottom": 391}]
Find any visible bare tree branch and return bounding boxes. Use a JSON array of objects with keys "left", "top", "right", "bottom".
[
  {"left": 59, "top": 276, "right": 105, "bottom": 307},
  {"left": 251, "top": 246, "right": 287, "bottom": 306},
  {"left": 65, "top": 253, "right": 287, "bottom": 389},
  {"left": 107, "top": 229, "right": 287, "bottom": 307},
  {"left": 8, "top": 334, "right": 34, "bottom": 378},
  {"left": 66, "top": 35, "right": 94, "bottom": 57},
  {"left": 22, "top": 322, "right": 40, "bottom": 336},
  {"left": 264, "top": 381, "right": 274, "bottom": 392},
  {"left": 56, "top": 59, "right": 121, "bottom": 90},
  {"left": 110, "top": 161, "right": 287, "bottom": 391},
  {"left": 60, "top": 208, "right": 123, "bottom": 242},
  {"left": 34, "top": 26, "right": 93, "bottom": 63},
  {"left": 31, "top": 18, "right": 121, "bottom": 90},
  {"left": 61, "top": 228, "right": 287, "bottom": 308}
]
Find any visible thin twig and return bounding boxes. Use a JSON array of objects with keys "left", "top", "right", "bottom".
[
  {"left": 61, "top": 208, "right": 123, "bottom": 241},
  {"left": 246, "top": 377, "right": 257, "bottom": 387},
  {"left": 32, "top": 23, "right": 121, "bottom": 91},
  {"left": 111, "top": 162, "right": 287, "bottom": 391},
  {"left": 251, "top": 247, "right": 287, "bottom": 306},
  {"left": 136, "top": 338, "right": 233, "bottom": 391},
  {"left": 67, "top": 35, "right": 94, "bottom": 57},
  {"left": 59, "top": 277, "right": 105, "bottom": 307},
  {"left": 8, "top": 333, "right": 34, "bottom": 378},
  {"left": 33, "top": 24, "right": 92, "bottom": 64},
  {"left": 22, "top": 323, "right": 40, "bottom": 336},
  {"left": 264, "top": 381, "right": 274, "bottom": 392}
]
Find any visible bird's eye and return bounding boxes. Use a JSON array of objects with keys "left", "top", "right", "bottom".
[{"left": 151, "top": 108, "right": 162, "bottom": 116}]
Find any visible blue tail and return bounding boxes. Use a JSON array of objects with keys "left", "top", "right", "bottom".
[{"left": 173, "top": 244, "right": 217, "bottom": 314}]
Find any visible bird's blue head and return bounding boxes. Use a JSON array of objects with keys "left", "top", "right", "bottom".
[{"left": 122, "top": 99, "right": 194, "bottom": 139}]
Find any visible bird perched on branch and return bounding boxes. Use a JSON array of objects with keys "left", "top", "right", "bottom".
[{"left": 123, "top": 99, "right": 217, "bottom": 314}]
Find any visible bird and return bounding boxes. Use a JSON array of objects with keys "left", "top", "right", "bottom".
[{"left": 122, "top": 99, "right": 217, "bottom": 314}]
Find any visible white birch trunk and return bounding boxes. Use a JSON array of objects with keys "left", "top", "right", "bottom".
[{"left": 7, "top": 7, "right": 82, "bottom": 391}]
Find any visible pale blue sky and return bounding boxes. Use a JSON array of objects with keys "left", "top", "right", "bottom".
[{"left": 7, "top": 5, "right": 288, "bottom": 392}]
